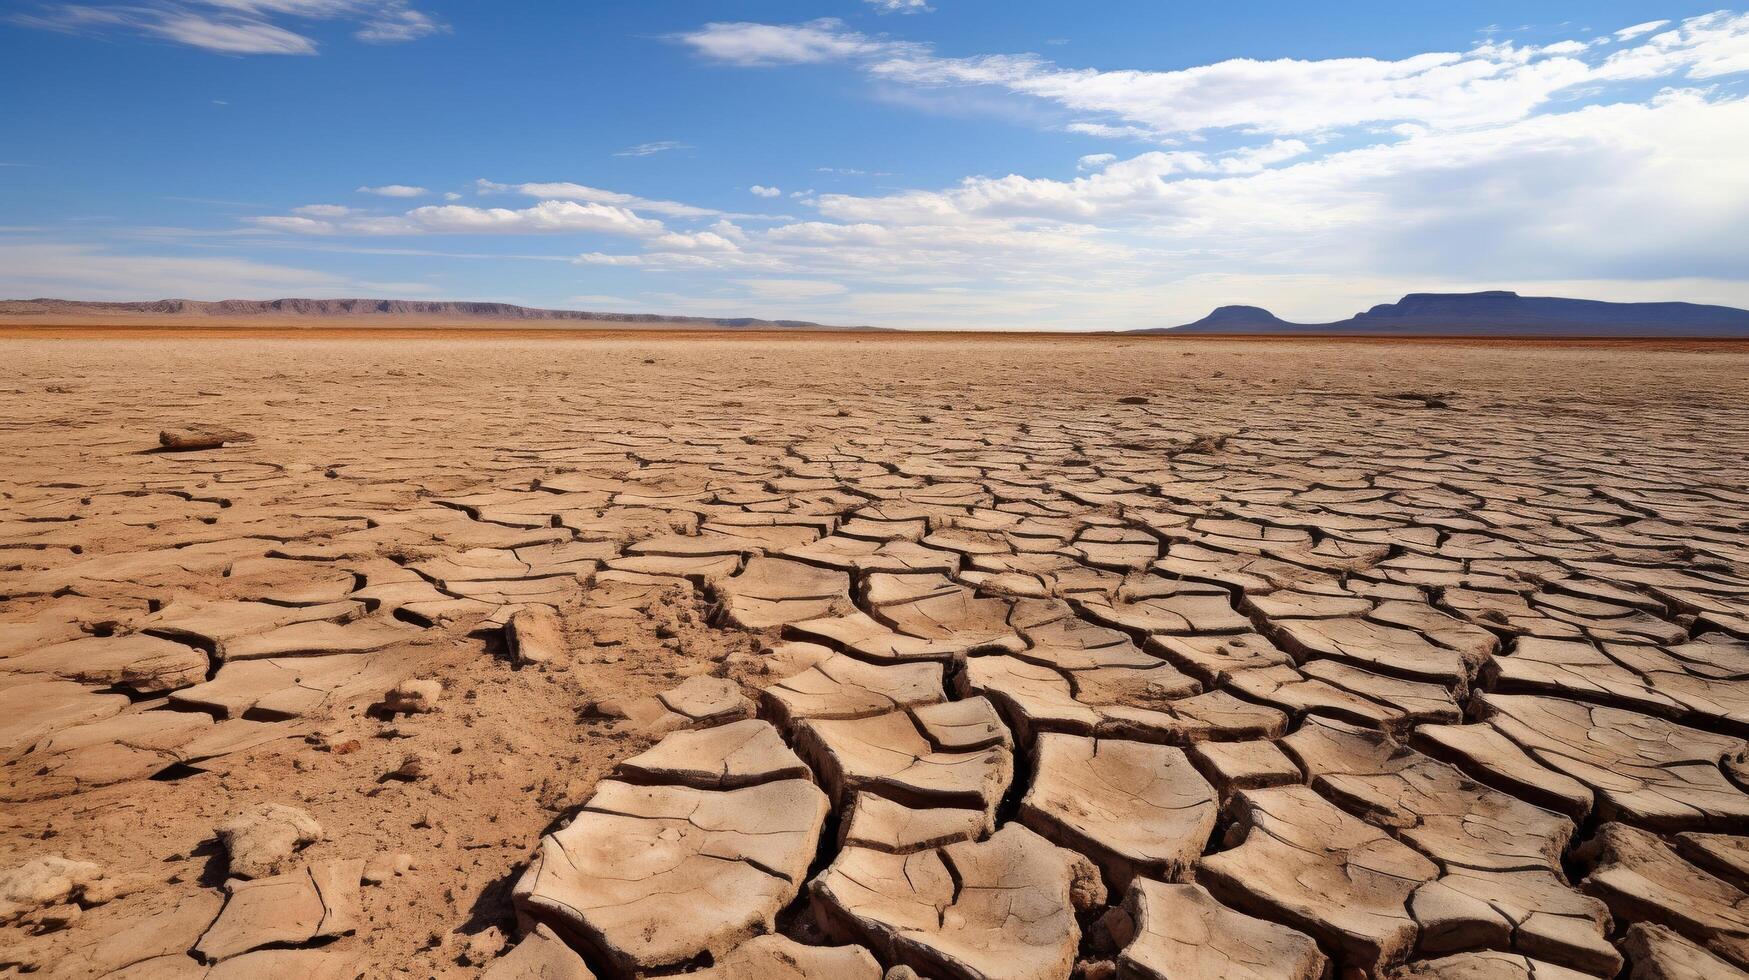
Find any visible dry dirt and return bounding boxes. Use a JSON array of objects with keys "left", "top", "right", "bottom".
[{"left": 1, "top": 332, "right": 1747, "bottom": 980}]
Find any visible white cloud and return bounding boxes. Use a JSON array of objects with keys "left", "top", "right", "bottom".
[
  {"left": 1615, "top": 20, "right": 1672, "bottom": 40},
  {"left": 353, "top": 2, "right": 444, "bottom": 43},
  {"left": 652, "top": 230, "right": 741, "bottom": 252},
  {"left": 553, "top": 80, "right": 1749, "bottom": 328},
  {"left": 13, "top": 0, "right": 445, "bottom": 55},
  {"left": 1595, "top": 11, "right": 1749, "bottom": 80},
  {"left": 400, "top": 201, "right": 666, "bottom": 235},
  {"left": 357, "top": 184, "right": 427, "bottom": 197},
  {"left": 678, "top": 12, "right": 1749, "bottom": 141},
  {"left": 252, "top": 215, "right": 339, "bottom": 233},
  {"left": 673, "top": 18, "right": 911, "bottom": 66},
  {"left": 146, "top": 13, "right": 317, "bottom": 53},
  {"left": 477, "top": 180, "right": 725, "bottom": 218},
  {"left": 865, "top": 0, "right": 933, "bottom": 14},
  {"left": 1218, "top": 139, "right": 1312, "bottom": 173},
  {"left": 614, "top": 140, "right": 691, "bottom": 157},
  {"left": 292, "top": 204, "right": 354, "bottom": 217},
  {"left": 1064, "top": 122, "right": 1159, "bottom": 140},
  {"left": 1076, "top": 153, "right": 1117, "bottom": 171},
  {"left": 749, "top": 185, "right": 782, "bottom": 197},
  {"left": 253, "top": 199, "right": 669, "bottom": 236}
]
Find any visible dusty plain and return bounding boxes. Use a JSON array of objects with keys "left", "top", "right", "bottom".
[{"left": 2, "top": 330, "right": 1748, "bottom": 980}]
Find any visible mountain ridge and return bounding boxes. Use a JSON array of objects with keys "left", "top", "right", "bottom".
[
  {"left": 1140, "top": 291, "right": 1749, "bottom": 337},
  {"left": 0, "top": 297, "right": 879, "bottom": 331}
]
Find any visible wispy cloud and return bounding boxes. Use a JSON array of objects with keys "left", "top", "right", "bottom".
[
  {"left": 672, "top": 19, "right": 910, "bottom": 67},
  {"left": 11, "top": 0, "right": 446, "bottom": 56},
  {"left": 737, "top": 278, "right": 848, "bottom": 299},
  {"left": 677, "top": 11, "right": 1749, "bottom": 141},
  {"left": 253, "top": 200, "right": 669, "bottom": 237},
  {"left": 865, "top": 0, "right": 933, "bottom": 14},
  {"left": 475, "top": 180, "right": 725, "bottom": 218},
  {"left": 357, "top": 184, "right": 428, "bottom": 197},
  {"left": 749, "top": 185, "right": 783, "bottom": 198},
  {"left": 613, "top": 140, "right": 691, "bottom": 157}
]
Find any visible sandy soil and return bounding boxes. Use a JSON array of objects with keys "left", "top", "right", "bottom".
[{"left": 1, "top": 333, "right": 1747, "bottom": 979}]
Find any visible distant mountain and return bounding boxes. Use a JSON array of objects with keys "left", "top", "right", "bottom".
[
  {"left": 1140, "top": 291, "right": 1749, "bottom": 338},
  {"left": 0, "top": 297, "right": 879, "bottom": 331},
  {"left": 1164, "top": 305, "right": 1321, "bottom": 332}
]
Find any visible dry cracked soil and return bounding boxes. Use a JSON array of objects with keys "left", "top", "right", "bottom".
[{"left": 1, "top": 332, "right": 1748, "bottom": 980}]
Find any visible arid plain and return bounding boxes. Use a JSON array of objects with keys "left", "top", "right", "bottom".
[{"left": 3, "top": 331, "right": 1749, "bottom": 980}]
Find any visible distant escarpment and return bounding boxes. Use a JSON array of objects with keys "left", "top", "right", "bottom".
[{"left": 0, "top": 298, "right": 877, "bottom": 331}]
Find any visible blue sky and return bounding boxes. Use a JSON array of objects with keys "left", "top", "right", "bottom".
[{"left": 2, "top": 1, "right": 1746, "bottom": 330}]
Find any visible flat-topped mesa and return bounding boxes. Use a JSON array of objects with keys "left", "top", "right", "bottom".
[{"left": 1149, "top": 289, "right": 1749, "bottom": 337}]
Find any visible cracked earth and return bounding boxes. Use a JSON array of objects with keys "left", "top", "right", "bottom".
[{"left": 2, "top": 334, "right": 1748, "bottom": 980}]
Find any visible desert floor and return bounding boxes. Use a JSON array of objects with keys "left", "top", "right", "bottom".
[{"left": 3, "top": 333, "right": 1748, "bottom": 980}]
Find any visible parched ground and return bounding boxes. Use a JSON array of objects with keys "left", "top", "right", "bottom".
[{"left": 2, "top": 333, "right": 1748, "bottom": 980}]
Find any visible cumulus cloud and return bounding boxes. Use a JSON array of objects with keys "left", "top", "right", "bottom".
[
  {"left": 12, "top": 0, "right": 446, "bottom": 55},
  {"left": 749, "top": 185, "right": 782, "bottom": 197},
  {"left": 357, "top": 184, "right": 427, "bottom": 197}
]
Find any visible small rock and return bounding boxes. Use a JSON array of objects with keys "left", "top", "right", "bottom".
[
  {"left": 507, "top": 607, "right": 566, "bottom": 667},
  {"left": 392, "top": 854, "right": 414, "bottom": 875},
  {"left": 382, "top": 678, "right": 442, "bottom": 715},
  {"left": 159, "top": 426, "right": 254, "bottom": 450},
  {"left": 361, "top": 855, "right": 395, "bottom": 885},
  {"left": 580, "top": 698, "right": 629, "bottom": 720},
  {"left": 312, "top": 730, "right": 362, "bottom": 754},
  {"left": 1074, "top": 961, "right": 1117, "bottom": 980},
  {"left": 388, "top": 752, "right": 430, "bottom": 781},
  {"left": 1067, "top": 851, "right": 1108, "bottom": 912},
  {"left": 80, "top": 872, "right": 149, "bottom": 905},
  {"left": 459, "top": 927, "right": 507, "bottom": 966},
  {"left": 482, "top": 923, "right": 594, "bottom": 979},
  {"left": 884, "top": 967, "right": 920, "bottom": 980},
  {"left": 0, "top": 856, "right": 107, "bottom": 925},
  {"left": 23, "top": 902, "right": 80, "bottom": 934},
  {"left": 217, "top": 804, "right": 322, "bottom": 879}
]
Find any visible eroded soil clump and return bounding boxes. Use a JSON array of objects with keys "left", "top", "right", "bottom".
[{"left": 2, "top": 334, "right": 1748, "bottom": 979}]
